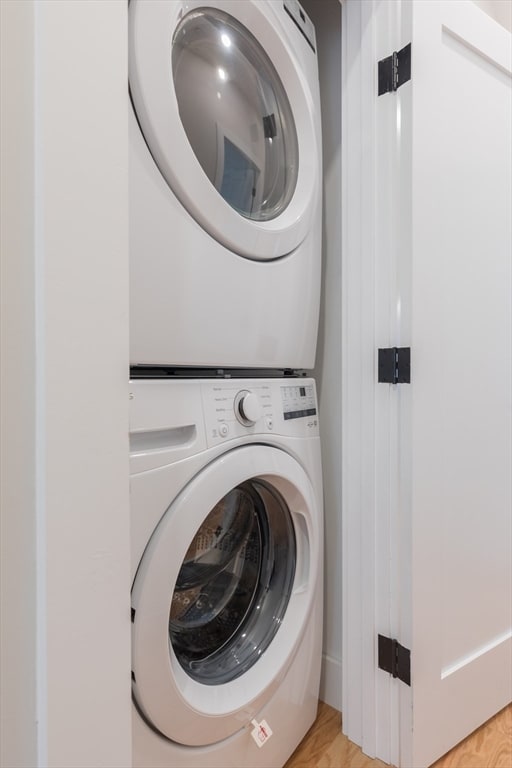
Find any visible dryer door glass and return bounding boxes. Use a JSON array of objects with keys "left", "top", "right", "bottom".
[
  {"left": 172, "top": 9, "right": 299, "bottom": 222},
  {"left": 169, "top": 479, "right": 296, "bottom": 685}
]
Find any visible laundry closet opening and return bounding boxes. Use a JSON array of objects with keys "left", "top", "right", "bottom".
[{"left": 301, "top": 0, "right": 343, "bottom": 713}]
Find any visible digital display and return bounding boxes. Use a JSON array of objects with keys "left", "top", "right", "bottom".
[{"left": 281, "top": 384, "right": 317, "bottom": 420}]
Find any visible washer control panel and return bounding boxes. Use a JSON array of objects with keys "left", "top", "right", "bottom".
[
  {"left": 201, "top": 378, "right": 319, "bottom": 446},
  {"left": 281, "top": 383, "right": 317, "bottom": 421}
]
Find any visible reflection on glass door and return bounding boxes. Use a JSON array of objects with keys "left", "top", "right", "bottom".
[
  {"left": 220, "top": 138, "right": 261, "bottom": 216},
  {"left": 169, "top": 479, "right": 296, "bottom": 685}
]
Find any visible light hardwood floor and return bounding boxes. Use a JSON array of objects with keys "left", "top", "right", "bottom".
[{"left": 284, "top": 701, "right": 512, "bottom": 768}]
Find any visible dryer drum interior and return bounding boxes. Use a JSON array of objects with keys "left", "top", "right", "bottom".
[{"left": 169, "top": 479, "right": 296, "bottom": 685}]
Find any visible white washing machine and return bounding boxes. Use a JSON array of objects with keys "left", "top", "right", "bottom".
[
  {"left": 130, "top": 376, "right": 323, "bottom": 767},
  {"left": 129, "top": 0, "right": 322, "bottom": 369}
]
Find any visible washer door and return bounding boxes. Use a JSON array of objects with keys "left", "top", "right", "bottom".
[
  {"left": 129, "top": 0, "right": 319, "bottom": 260},
  {"left": 131, "top": 446, "right": 320, "bottom": 746}
]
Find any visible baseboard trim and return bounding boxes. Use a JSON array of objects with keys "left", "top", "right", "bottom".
[{"left": 319, "top": 653, "right": 342, "bottom": 711}]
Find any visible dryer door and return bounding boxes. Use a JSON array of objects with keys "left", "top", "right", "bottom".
[
  {"left": 129, "top": 0, "right": 319, "bottom": 260},
  {"left": 131, "top": 446, "right": 320, "bottom": 746}
]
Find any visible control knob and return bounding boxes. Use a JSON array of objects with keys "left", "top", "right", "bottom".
[{"left": 234, "top": 390, "right": 262, "bottom": 426}]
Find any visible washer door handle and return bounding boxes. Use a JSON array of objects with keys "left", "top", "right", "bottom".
[{"left": 293, "top": 512, "right": 311, "bottom": 594}]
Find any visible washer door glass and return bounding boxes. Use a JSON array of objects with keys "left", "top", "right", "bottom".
[
  {"left": 170, "top": 479, "right": 295, "bottom": 684},
  {"left": 171, "top": 9, "right": 299, "bottom": 222}
]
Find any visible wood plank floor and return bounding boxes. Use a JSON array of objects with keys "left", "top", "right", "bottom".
[{"left": 284, "top": 701, "right": 512, "bottom": 768}]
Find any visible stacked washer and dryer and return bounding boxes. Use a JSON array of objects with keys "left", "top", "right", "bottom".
[{"left": 128, "top": 1, "right": 324, "bottom": 766}]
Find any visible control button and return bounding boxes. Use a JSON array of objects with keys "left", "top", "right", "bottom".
[
  {"left": 234, "top": 390, "right": 262, "bottom": 426},
  {"left": 219, "top": 423, "right": 229, "bottom": 437},
  {"left": 266, "top": 418, "right": 273, "bottom": 430}
]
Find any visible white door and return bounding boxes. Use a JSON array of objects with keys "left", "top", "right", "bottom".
[
  {"left": 342, "top": 1, "right": 512, "bottom": 766},
  {"left": 400, "top": 2, "right": 512, "bottom": 765}
]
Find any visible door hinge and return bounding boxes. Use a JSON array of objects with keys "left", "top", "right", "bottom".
[
  {"left": 378, "top": 634, "right": 411, "bottom": 686},
  {"left": 378, "top": 43, "right": 411, "bottom": 95},
  {"left": 378, "top": 347, "right": 411, "bottom": 384}
]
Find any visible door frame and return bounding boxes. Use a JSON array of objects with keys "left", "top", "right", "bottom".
[
  {"left": 341, "top": 0, "right": 409, "bottom": 764},
  {"left": 0, "top": 2, "right": 131, "bottom": 765},
  {"left": 341, "top": 0, "right": 379, "bottom": 757}
]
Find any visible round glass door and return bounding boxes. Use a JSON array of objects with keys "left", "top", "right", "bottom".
[
  {"left": 171, "top": 8, "right": 299, "bottom": 221},
  {"left": 129, "top": 0, "right": 319, "bottom": 260},
  {"left": 170, "top": 479, "right": 296, "bottom": 684}
]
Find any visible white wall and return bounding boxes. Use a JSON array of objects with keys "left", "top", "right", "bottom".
[
  {"left": 302, "top": 0, "right": 343, "bottom": 711},
  {"left": 0, "top": 2, "right": 131, "bottom": 766},
  {"left": 472, "top": 0, "right": 512, "bottom": 31},
  {"left": 1, "top": 3, "right": 38, "bottom": 764}
]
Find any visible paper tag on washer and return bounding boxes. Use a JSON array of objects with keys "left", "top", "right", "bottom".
[{"left": 250, "top": 719, "right": 273, "bottom": 748}]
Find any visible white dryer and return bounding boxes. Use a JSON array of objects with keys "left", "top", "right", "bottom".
[
  {"left": 129, "top": 0, "right": 322, "bottom": 369},
  {"left": 130, "top": 376, "right": 323, "bottom": 767}
]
